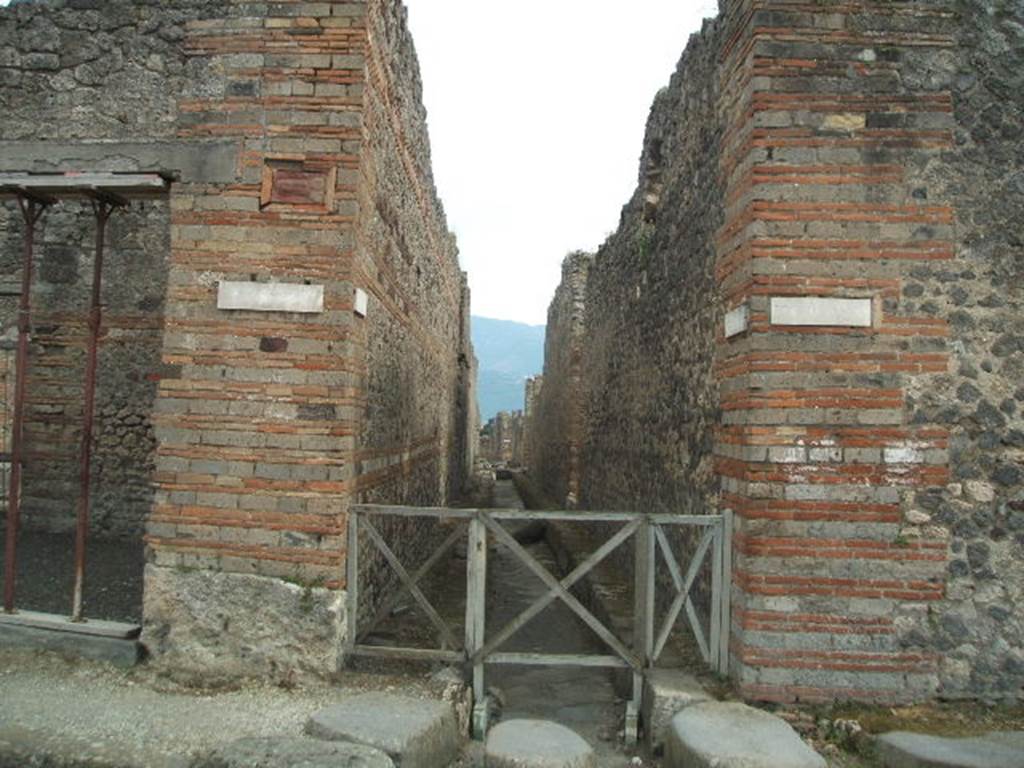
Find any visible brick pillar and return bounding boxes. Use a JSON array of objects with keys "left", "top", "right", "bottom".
[
  {"left": 716, "top": 0, "right": 955, "bottom": 702},
  {"left": 143, "top": 1, "right": 368, "bottom": 679}
]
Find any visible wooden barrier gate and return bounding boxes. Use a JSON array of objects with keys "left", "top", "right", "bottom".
[{"left": 344, "top": 505, "right": 733, "bottom": 742}]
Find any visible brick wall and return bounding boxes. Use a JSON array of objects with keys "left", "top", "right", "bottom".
[
  {"left": 354, "top": 0, "right": 467, "bottom": 507},
  {"left": 0, "top": 0, "right": 473, "bottom": 680},
  {"left": 715, "top": 0, "right": 960, "bottom": 704},
  {"left": 532, "top": 0, "right": 1023, "bottom": 704},
  {"left": 345, "top": 0, "right": 474, "bottom": 619}
]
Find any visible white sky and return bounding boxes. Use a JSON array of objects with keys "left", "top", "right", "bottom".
[{"left": 407, "top": 1, "right": 720, "bottom": 324}]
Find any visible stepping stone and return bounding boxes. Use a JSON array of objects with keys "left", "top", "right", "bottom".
[
  {"left": 665, "top": 701, "right": 826, "bottom": 768},
  {"left": 641, "top": 669, "right": 711, "bottom": 754},
  {"left": 875, "top": 730, "right": 1024, "bottom": 768},
  {"left": 306, "top": 693, "right": 460, "bottom": 768},
  {"left": 485, "top": 720, "right": 595, "bottom": 768},
  {"left": 195, "top": 737, "right": 394, "bottom": 768}
]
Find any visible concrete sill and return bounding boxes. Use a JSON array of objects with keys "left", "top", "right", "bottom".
[
  {"left": 0, "top": 611, "right": 143, "bottom": 667},
  {"left": 0, "top": 610, "right": 140, "bottom": 639}
]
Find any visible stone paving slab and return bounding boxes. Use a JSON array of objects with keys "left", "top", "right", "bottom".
[
  {"left": 306, "top": 692, "right": 460, "bottom": 768},
  {"left": 193, "top": 737, "right": 394, "bottom": 768},
  {"left": 665, "top": 701, "right": 826, "bottom": 768},
  {"left": 484, "top": 719, "right": 595, "bottom": 768},
  {"left": 875, "top": 730, "right": 1024, "bottom": 768},
  {"left": 641, "top": 669, "right": 711, "bottom": 754}
]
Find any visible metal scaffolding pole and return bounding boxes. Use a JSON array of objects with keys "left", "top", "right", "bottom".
[
  {"left": 3, "top": 195, "right": 51, "bottom": 614},
  {"left": 71, "top": 199, "right": 119, "bottom": 623}
]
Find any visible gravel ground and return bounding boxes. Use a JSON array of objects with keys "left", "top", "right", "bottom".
[
  {"left": 0, "top": 530, "right": 144, "bottom": 622},
  {"left": 0, "top": 648, "right": 449, "bottom": 767}
]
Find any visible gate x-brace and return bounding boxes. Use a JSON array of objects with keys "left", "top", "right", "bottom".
[{"left": 345, "top": 504, "right": 733, "bottom": 743}]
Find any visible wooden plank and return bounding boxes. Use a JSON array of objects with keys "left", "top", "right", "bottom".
[
  {"left": 352, "top": 504, "right": 721, "bottom": 527},
  {"left": 350, "top": 645, "right": 464, "bottom": 663},
  {"left": 686, "top": 598, "right": 711, "bottom": 664},
  {"left": 633, "top": 517, "right": 655, "bottom": 711},
  {"left": 637, "top": 519, "right": 655, "bottom": 662},
  {"left": 489, "top": 509, "right": 641, "bottom": 522},
  {"left": 488, "top": 653, "right": 630, "bottom": 668},
  {"left": 655, "top": 525, "right": 687, "bottom": 592},
  {"left": 473, "top": 518, "right": 641, "bottom": 663},
  {"left": 719, "top": 509, "right": 734, "bottom": 676},
  {"left": 653, "top": 526, "right": 714, "bottom": 661},
  {"left": 493, "top": 509, "right": 719, "bottom": 525},
  {"left": 353, "top": 505, "right": 477, "bottom": 520},
  {"left": 466, "top": 515, "right": 488, "bottom": 703},
  {"left": 649, "top": 514, "right": 722, "bottom": 526},
  {"left": 344, "top": 511, "right": 359, "bottom": 658},
  {"left": 710, "top": 522, "right": 723, "bottom": 670},
  {"left": 480, "top": 514, "right": 642, "bottom": 671},
  {"left": 361, "top": 525, "right": 465, "bottom": 642},
  {"left": 362, "top": 518, "right": 460, "bottom": 651}
]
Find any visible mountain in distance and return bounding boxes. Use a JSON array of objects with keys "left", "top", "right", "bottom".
[{"left": 471, "top": 316, "right": 545, "bottom": 422}]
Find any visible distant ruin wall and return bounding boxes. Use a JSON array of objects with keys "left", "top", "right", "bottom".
[
  {"left": 534, "top": 0, "right": 1023, "bottom": 704},
  {"left": 529, "top": 252, "right": 592, "bottom": 508}
]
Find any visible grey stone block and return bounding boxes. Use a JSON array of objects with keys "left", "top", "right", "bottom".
[
  {"left": 0, "top": 140, "right": 241, "bottom": 183},
  {"left": 0, "top": 618, "right": 141, "bottom": 668},
  {"left": 875, "top": 730, "right": 1024, "bottom": 768},
  {"left": 485, "top": 720, "right": 595, "bottom": 768},
  {"left": 141, "top": 566, "right": 344, "bottom": 681},
  {"left": 195, "top": 737, "right": 394, "bottom": 768},
  {"left": 665, "top": 702, "right": 826, "bottom": 768},
  {"left": 642, "top": 670, "right": 711, "bottom": 754},
  {"left": 306, "top": 693, "right": 460, "bottom": 768}
]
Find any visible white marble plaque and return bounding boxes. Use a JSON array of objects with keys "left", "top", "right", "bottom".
[
  {"left": 724, "top": 303, "right": 750, "bottom": 338},
  {"left": 770, "top": 297, "right": 872, "bottom": 328},
  {"left": 217, "top": 281, "right": 324, "bottom": 314},
  {"left": 354, "top": 287, "right": 368, "bottom": 317}
]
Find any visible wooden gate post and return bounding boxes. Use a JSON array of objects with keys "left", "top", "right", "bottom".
[
  {"left": 466, "top": 512, "right": 488, "bottom": 738},
  {"left": 629, "top": 514, "right": 655, "bottom": 746},
  {"left": 718, "top": 509, "right": 733, "bottom": 676},
  {"left": 344, "top": 508, "right": 360, "bottom": 664}
]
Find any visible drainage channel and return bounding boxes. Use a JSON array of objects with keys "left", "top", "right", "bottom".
[{"left": 484, "top": 480, "right": 630, "bottom": 765}]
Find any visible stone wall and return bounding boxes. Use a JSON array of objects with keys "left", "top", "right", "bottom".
[
  {"left": 920, "top": 0, "right": 1024, "bottom": 701},
  {"left": 0, "top": 0, "right": 473, "bottom": 680},
  {"left": 532, "top": 0, "right": 1023, "bottom": 704}
]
